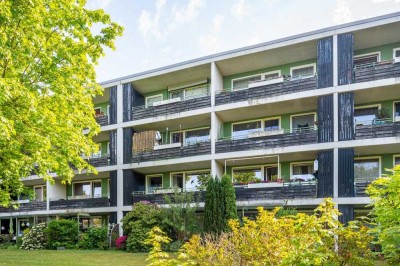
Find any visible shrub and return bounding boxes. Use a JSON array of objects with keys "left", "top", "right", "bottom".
[
  {"left": 115, "top": 235, "right": 128, "bottom": 250},
  {"left": 122, "top": 201, "right": 165, "bottom": 252},
  {"left": 20, "top": 223, "right": 46, "bottom": 250},
  {"left": 77, "top": 226, "right": 108, "bottom": 250},
  {"left": 45, "top": 219, "right": 79, "bottom": 250}
]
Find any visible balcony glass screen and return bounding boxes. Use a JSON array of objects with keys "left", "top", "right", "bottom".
[
  {"left": 232, "top": 121, "right": 261, "bottom": 139},
  {"left": 354, "top": 159, "right": 379, "bottom": 182}
]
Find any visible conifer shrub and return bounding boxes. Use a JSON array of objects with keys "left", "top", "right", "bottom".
[{"left": 45, "top": 219, "right": 79, "bottom": 249}]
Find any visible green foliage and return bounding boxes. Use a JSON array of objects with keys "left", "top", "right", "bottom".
[
  {"left": 275, "top": 207, "right": 297, "bottom": 218},
  {"left": 367, "top": 165, "right": 400, "bottom": 264},
  {"left": 144, "top": 227, "right": 175, "bottom": 266},
  {"left": 0, "top": 0, "right": 123, "bottom": 206},
  {"left": 45, "top": 219, "right": 79, "bottom": 250},
  {"left": 20, "top": 222, "right": 46, "bottom": 250},
  {"left": 162, "top": 188, "right": 199, "bottom": 243},
  {"left": 233, "top": 171, "right": 260, "bottom": 184},
  {"left": 122, "top": 201, "right": 165, "bottom": 252},
  {"left": 204, "top": 176, "right": 237, "bottom": 234},
  {"left": 77, "top": 226, "right": 108, "bottom": 250}
]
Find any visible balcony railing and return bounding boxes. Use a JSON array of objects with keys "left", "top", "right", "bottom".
[
  {"left": 354, "top": 60, "right": 400, "bottom": 83},
  {"left": 132, "top": 140, "right": 211, "bottom": 163},
  {"left": 215, "top": 76, "right": 317, "bottom": 106},
  {"left": 354, "top": 179, "right": 373, "bottom": 197},
  {"left": 132, "top": 95, "right": 211, "bottom": 120},
  {"left": 216, "top": 127, "right": 318, "bottom": 153},
  {"left": 0, "top": 200, "right": 46, "bottom": 213},
  {"left": 49, "top": 197, "right": 109, "bottom": 210},
  {"left": 355, "top": 120, "right": 400, "bottom": 140},
  {"left": 86, "top": 154, "right": 110, "bottom": 167},
  {"left": 95, "top": 115, "right": 109, "bottom": 126}
]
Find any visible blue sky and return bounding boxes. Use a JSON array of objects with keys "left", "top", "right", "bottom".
[{"left": 86, "top": 0, "right": 400, "bottom": 82}]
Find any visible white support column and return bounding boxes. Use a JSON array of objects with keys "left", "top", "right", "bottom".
[
  {"left": 116, "top": 128, "right": 123, "bottom": 165},
  {"left": 333, "top": 148, "right": 339, "bottom": 198},
  {"left": 116, "top": 169, "right": 124, "bottom": 235},
  {"left": 46, "top": 180, "right": 51, "bottom": 211},
  {"left": 333, "top": 92, "right": 339, "bottom": 142},
  {"left": 333, "top": 34, "right": 338, "bottom": 87},
  {"left": 211, "top": 112, "right": 222, "bottom": 154},
  {"left": 211, "top": 159, "right": 223, "bottom": 179},
  {"left": 210, "top": 62, "right": 223, "bottom": 107},
  {"left": 117, "top": 210, "right": 124, "bottom": 236}
]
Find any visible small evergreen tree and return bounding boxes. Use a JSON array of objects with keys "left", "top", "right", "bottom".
[
  {"left": 203, "top": 177, "right": 216, "bottom": 233},
  {"left": 221, "top": 174, "right": 238, "bottom": 231}
]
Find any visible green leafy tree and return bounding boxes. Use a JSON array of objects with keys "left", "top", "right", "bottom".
[
  {"left": 0, "top": 0, "right": 123, "bottom": 206},
  {"left": 45, "top": 219, "right": 79, "bottom": 249},
  {"left": 367, "top": 165, "right": 400, "bottom": 264}
]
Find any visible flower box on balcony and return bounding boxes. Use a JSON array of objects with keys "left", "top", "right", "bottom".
[
  {"left": 249, "top": 77, "right": 284, "bottom": 88},
  {"left": 154, "top": 188, "right": 175, "bottom": 194},
  {"left": 246, "top": 182, "right": 283, "bottom": 188},
  {"left": 248, "top": 129, "right": 284, "bottom": 138},
  {"left": 153, "top": 143, "right": 182, "bottom": 150},
  {"left": 153, "top": 97, "right": 181, "bottom": 107}
]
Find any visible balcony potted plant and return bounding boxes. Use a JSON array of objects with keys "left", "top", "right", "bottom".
[{"left": 374, "top": 108, "right": 390, "bottom": 124}]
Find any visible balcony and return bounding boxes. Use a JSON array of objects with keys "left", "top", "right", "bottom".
[
  {"left": 355, "top": 120, "right": 400, "bottom": 140},
  {"left": 215, "top": 76, "right": 317, "bottom": 106},
  {"left": 49, "top": 197, "right": 109, "bottom": 210},
  {"left": 216, "top": 128, "right": 318, "bottom": 154},
  {"left": 86, "top": 155, "right": 110, "bottom": 168},
  {"left": 354, "top": 61, "right": 400, "bottom": 83},
  {"left": 0, "top": 200, "right": 46, "bottom": 213},
  {"left": 132, "top": 190, "right": 205, "bottom": 204},
  {"left": 95, "top": 114, "right": 109, "bottom": 126},
  {"left": 355, "top": 181, "right": 370, "bottom": 197},
  {"left": 132, "top": 95, "right": 211, "bottom": 120},
  {"left": 132, "top": 141, "right": 211, "bottom": 163}
]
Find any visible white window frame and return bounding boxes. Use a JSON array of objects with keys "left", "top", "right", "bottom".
[
  {"left": 145, "top": 94, "right": 163, "bottom": 108},
  {"left": 231, "top": 117, "right": 282, "bottom": 138},
  {"left": 33, "top": 185, "right": 46, "bottom": 202},
  {"left": 354, "top": 156, "right": 381, "bottom": 181},
  {"left": 393, "top": 101, "right": 400, "bottom": 121},
  {"left": 72, "top": 180, "right": 102, "bottom": 198},
  {"left": 231, "top": 164, "right": 281, "bottom": 182},
  {"left": 354, "top": 52, "right": 381, "bottom": 64},
  {"left": 231, "top": 70, "right": 281, "bottom": 91},
  {"left": 94, "top": 107, "right": 102, "bottom": 116},
  {"left": 170, "top": 127, "right": 210, "bottom": 144},
  {"left": 169, "top": 170, "right": 211, "bottom": 191},
  {"left": 354, "top": 104, "right": 381, "bottom": 125},
  {"left": 394, "top": 48, "right": 400, "bottom": 62},
  {"left": 168, "top": 82, "right": 209, "bottom": 100},
  {"left": 146, "top": 174, "right": 163, "bottom": 194},
  {"left": 394, "top": 154, "right": 400, "bottom": 167},
  {"left": 290, "top": 161, "right": 314, "bottom": 180},
  {"left": 290, "top": 112, "right": 317, "bottom": 132},
  {"left": 290, "top": 63, "right": 316, "bottom": 79}
]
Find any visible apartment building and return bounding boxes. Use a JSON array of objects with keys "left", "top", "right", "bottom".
[{"left": 1, "top": 12, "right": 400, "bottom": 236}]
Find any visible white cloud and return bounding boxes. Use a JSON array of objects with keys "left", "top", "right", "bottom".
[
  {"left": 230, "top": 0, "right": 251, "bottom": 20},
  {"left": 371, "top": 0, "right": 400, "bottom": 3},
  {"left": 198, "top": 15, "right": 224, "bottom": 54},
  {"left": 86, "top": 0, "right": 111, "bottom": 10},
  {"left": 173, "top": 0, "right": 205, "bottom": 23},
  {"left": 333, "top": 0, "right": 354, "bottom": 24},
  {"left": 138, "top": 0, "right": 166, "bottom": 39}
]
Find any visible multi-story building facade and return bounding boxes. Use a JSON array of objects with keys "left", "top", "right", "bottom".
[{"left": 1, "top": 12, "right": 400, "bottom": 236}]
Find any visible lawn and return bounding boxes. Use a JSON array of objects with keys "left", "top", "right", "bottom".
[{"left": 0, "top": 249, "right": 148, "bottom": 266}]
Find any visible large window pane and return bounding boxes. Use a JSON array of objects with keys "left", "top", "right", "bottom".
[
  {"left": 92, "top": 182, "right": 102, "bottom": 198},
  {"left": 171, "top": 132, "right": 183, "bottom": 144},
  {"left": 265, "top": 119, "right": 279, "bottom": 131},
  {"left": 232, "top": 75, "right": 261, "bottom": 91},
  {"left": 292, "top": 66, "right": 314, "bottom": 79},
  {"left": 292, "top": 114, "right": 315, "bottom": 132},
  {"left": 395, "top": 102, "right": 400, "bottom": 117},
  {"left": 172, "top": 173, "right": 184, "bottom": 189},
  {"left": 233, "top": 168, "right": 262, "bottom": 182},
  {"left": 147, "top": 176, "right": 162, "bottom": 193},
  {"left": 169, "top": 90, "right": 184, "bottom": 99},
  {"left": 185, "top": 172, "right": 209, "bottom": 190},
  {"left": 233, "top": 121, "right": 261, "bottom": 138},
  {"left": 354, "top": 107, "right": 378, "bottom": 125},
  {"left": 264, "top": 72, "right": 280, "bottom": 80},
  {"left": 184, "top": 85, "right": 208, "bottom": 99},
  {"left": 354, "top": 159, "right": 379, "bottom": 182},
  {"left": 395, "top": 156, "right": 400, "bottom": 166},
  {"left": 354, "top": 54, "right": 378, "bottom": 66},
  {"left": 74, "top": 182, "right": 91, "bottom": 197},
  {"left": 264, "top": 166, "right": 278, "bottom": 181},
  {"left": 146, "top": 95, "right": 163, "bottom": 107},
  {"left": 292, "top": 164, "right": 314, "bottom": 181},
  {"left": 185, "top": 128, "right": 209, "bottom": 144},
  {"left": 34, "top": 187, "right": 43, "bottom": 201}
]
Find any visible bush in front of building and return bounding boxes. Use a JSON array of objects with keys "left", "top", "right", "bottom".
[
  {"left": 77, "top": 226, "right": 108, "bottom": 250},
  {"left": 20, "top": 222, "right": 46, "bottom": 250},
  {"left": 45, "top": 219, "right": 79, "bottom": 250}
]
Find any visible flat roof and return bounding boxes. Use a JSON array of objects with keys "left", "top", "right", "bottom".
[{"left": 99, "top": 11, "right": 400, "bottom": 86}]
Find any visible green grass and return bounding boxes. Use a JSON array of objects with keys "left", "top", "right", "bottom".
[{"left": 0, "top": 249, "right": 148, "bottom": 266}]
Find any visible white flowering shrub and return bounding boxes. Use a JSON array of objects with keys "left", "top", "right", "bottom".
[{"left": 20, "top": 222, "right": 47, "bottom": 250}]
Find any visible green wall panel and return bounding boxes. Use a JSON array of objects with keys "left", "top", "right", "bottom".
[
  {"left": 101, "top": 178, "right": 109, "bottom": 197},
  {"left": 94, "top": 102, "right": 109, "bottom": 115},
  {"left": 354, "top": 42, "right": 400, "bottom": 61}
]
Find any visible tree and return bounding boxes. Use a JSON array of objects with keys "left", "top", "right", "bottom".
[
  {"left": 0, "top": 0, "right": 123, "bottom": 206},
  {"left": 367, "top": 165, "right": 400, "bottom": 264},
  {"left": 220, "top": 174, "right": 238, "bottom": 231}
]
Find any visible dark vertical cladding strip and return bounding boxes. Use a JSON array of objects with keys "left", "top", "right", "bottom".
[
  {"left": 122, "top": 83, "right": 133, "bottom": 122},
  {"left": 338, "top": 92, "right": 354, "bottom": 141},
  {"left": 123, "top": 170, "right": 133, "bottom": 206},
  {"left": 338, "top": 205, "right": 354, "bottom": 224},
  {"left": 109, "top": 130, "right": 117, "bottom": 165},
  {"left": 317, "top": 150, "right": 334, "bottom": 197},
  {"left": 318, "top": 95, "right": 334, "bottom": 143},
  {"left": 109, "top": 86, "right": 118, "bottom": 124},
  {"left": 132, "top": 171, "right": 145, "bottom": 192},
  {"left": 338, "top": 33, "right": 354, "bottom": 85},
  {"left": 123, "top": 128, "right": 133, "bottom": 164},
  {"left": 109, "top": 212, "right": 118, "bottom": 224},
  {"left": 110, "top": 171, "right": 118, "bottom": 207},
  {"left": 338, "top": 148, "right": 355, "bottom": 197},
  {"left": 317, "top": 37, "right": 333, "bottom": 88}
]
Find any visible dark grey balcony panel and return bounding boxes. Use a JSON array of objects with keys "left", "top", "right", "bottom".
[
  {"left": 318, "top": 94, "right": 334, "bottom": 143},
  {"left": 338, "top": 33, "right": 354, "bottom": 85},
  {"left": 132, "top": 141, "right": 211, "bottom": 163},
  {"left": 215, "top": 77, "right": 317, "bottom": 106},
  {"left": 109, "top": 130, "right": 117, "bottom": 165},
  {"left": 235, "top": 184, "right": 317, "bottom": 201},
  {"left": 216, "top": 131, "right": 317, "bottom": 154},
  {"left": 123, "top": 128, "right": 134, "bottom": 164},
  {"left": 110, "top": 171, "right": 118, "bottom": 207},
  {"left": 317, "top": 37, "right": 333, "bottom": 89},
  {"left": 317, "top": 150, "right": 333, "bottom": 198},
  {"left": 95, "top": 115, "right": 109, "bottom": 126},
  {"left": 355, "top": 182, "right": 370, "bottom": 197},
  {"left": 0, "top": 201, "right": 46, "bottom": 213},
  {"left": 355, "top": 122, "right": 400, "bottom": 140},
  {"left": 338, "top": 148, "right": 355, "bottom": 197},
  {"left": 132, "top": 96, "right": 211, "bottom": 120},
  {"left": 338, "top": 205, "right": 354, "bottom": 224},
  {"left": 87, "top": 156, "right": 109, "bottom": 167},
  {"left": 354, "top": 63, "right": 400, "bottom": 83},
  {"left": 109, "top": 86, "right": 118, "bottom": 125},
  {"left": 50, "top": 197, "right": 109, "bottom": 210}
]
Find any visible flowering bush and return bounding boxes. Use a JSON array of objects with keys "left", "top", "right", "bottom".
[
  {"left": 115, "top": 235, "right": 128, "bottom": 250},
  {"left": 20, "top": 223, "right": 46, "bottom": 250}
]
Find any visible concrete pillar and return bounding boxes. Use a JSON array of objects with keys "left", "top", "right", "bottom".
[
  {"left": 210, "top": 62, "right": 223, "bottom": 107},
  {"left": 333, "top": 148, "right": 339, "bottom": 198},
  {"left": 211, "top": 159, "right": 224, "bottom": 179}
]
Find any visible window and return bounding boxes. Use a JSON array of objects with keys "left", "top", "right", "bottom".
[
  {"left": 354, "top": 53, "right": 379, "bottom": 66},
  {"left": 265, "top": 118, "right": 279, "bottom": 131},
  {"left": 290, "top": 64, "right": 315, "bottom": 79},
  {"left": 264, "top": 165, "right": 278, "bottom": 181},
  {"left": 147, "top": 175, "right": 163, "bottom": 194},
  {"left": 395, "top": 48, "right": 400, "bottom": 58},
  {"left": 18, "top": 219, "right": 29, "bottom": 236},
  {"left": 169, "top": 84, "right": 209, "bottom": 100},
  {"left": 171, "top": 128, "right": 210, "bottom": 145},
  {"left": 232, "top": 121, "right": 261, "bottom": 139},
  {"left": 264, "top": 72, "right": 280, "bottom": 80},
  {"left": 394, "top": 102, "right": 400, "bottom": 119},
  {"left": 233, "top": 167, "right": 262, "bottom": 182},
  {"left": 291, "top": 114, "right": 315, "bottom": 132},
  {"left": 94, "top": 107, "right": 102, "bottom": 116},
  {"left": 232, "top": 75, "right": 262, "bottom": 91},
  {"left": 291, "top": 163, "right": 314, "bottom": 181},
  {"left": 354, "top": 158, "right": 380, "bottom": 182},
  {"left": 171, "top": 132, "right": 184, "bottom": 144},
  {"left": 73, "top": 181, "right": 102, "bottom": 198},
  {"left": 354, "top": 106, "right": 379, "bottom": 126},
  {"left": 395, "top": 156, "right": 400, "bottom": 166},
  {"left": 171, "top": 173, "right": 184, "bottom": 189},
  {"left": 145, "top": 94, "right": 163, "bottom": 107},
  {"left": 34, "top": 186, "right": 46, "bottom": 201},
  {"left": 170, "top": 171, "right": 210, "bottom": 191}
]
